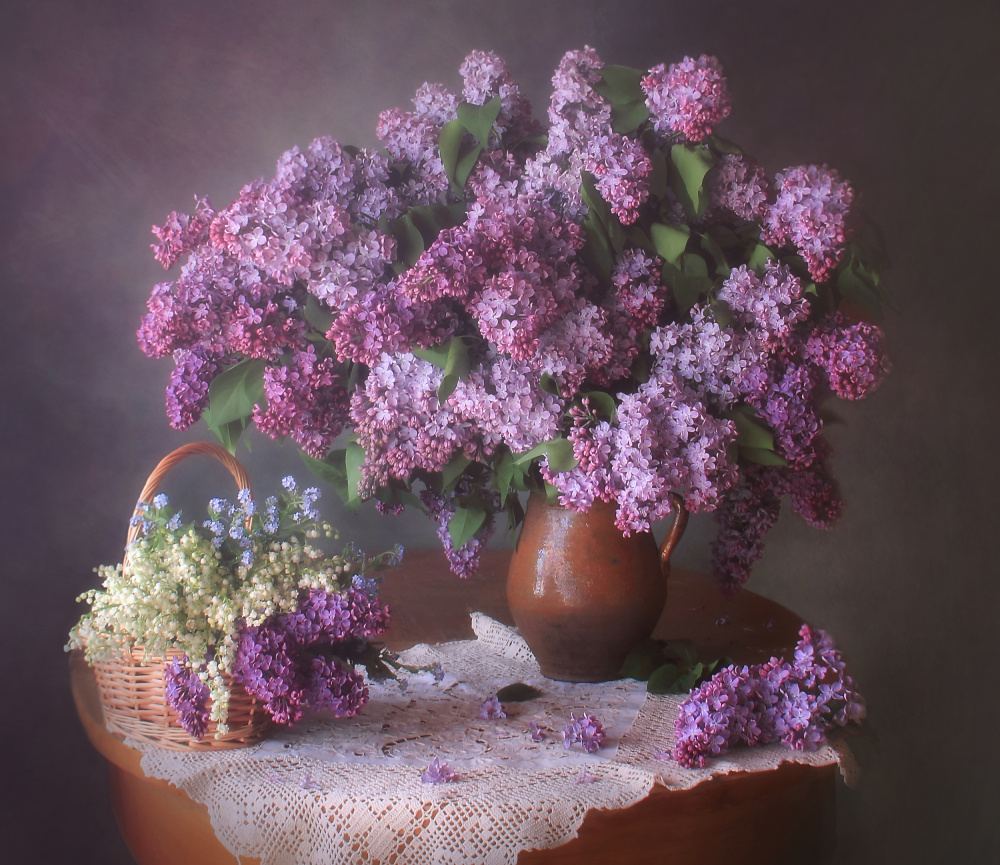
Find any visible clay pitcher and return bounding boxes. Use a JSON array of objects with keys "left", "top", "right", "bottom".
[{"left": 507, "top": 492, "right": 687, "bottom": 682}]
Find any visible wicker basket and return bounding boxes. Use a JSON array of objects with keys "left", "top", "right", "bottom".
[{"left": 92, "top": 442, "right": 272, "bottom": 750}]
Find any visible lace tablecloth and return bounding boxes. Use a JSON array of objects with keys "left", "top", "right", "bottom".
[{"left": 133, "top": 615, "right": 855, "bottom": 865}]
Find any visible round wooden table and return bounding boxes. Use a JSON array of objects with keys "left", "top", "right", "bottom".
[{"left": 71, "top": 549, "right": 837, "bottom": 865}]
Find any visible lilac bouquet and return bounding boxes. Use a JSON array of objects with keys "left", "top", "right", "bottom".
[
  {"left": 139, "top": 48, "right": 892, "bottom": 590},
  {"left": 69, "top": 478, "right": 398, "bottom": 738}
]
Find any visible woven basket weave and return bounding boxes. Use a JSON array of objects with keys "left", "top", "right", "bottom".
[{"left": 92, "top": 442, "right": 272, "bottom": 750}]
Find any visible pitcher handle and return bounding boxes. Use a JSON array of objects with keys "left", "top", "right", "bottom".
[{"left": 658, "top": 493, "right": 688, "bottom": 573}]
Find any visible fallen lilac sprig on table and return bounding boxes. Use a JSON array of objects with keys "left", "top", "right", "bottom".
[{"left": 673, "top": 623, "right": 866, "bottom": 768}]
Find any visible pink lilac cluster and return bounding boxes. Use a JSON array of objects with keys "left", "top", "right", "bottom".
[
  {"left": 376, "top": 83, "right": 458, "bottom": 206},
  {"left": 641, "top": 54, "right": 731, "bottom": 142},
  {"left": 164, "top": 656, "right": 212, "bottom": 739},
  {"left": 707, "top": 154, "right": 772, "bottom": 223},
  {"left": 803, "top": 312, "right": 891, "bottom": 400},
  {"left": 562, "top": 711, "right": 607, "bottom": 754},
  {"left": 673, "top": 624, "right": 866, "bottom": 768},
  {"left": 140, "top": 47, "right": 890, "bottom": 590},
  {"left": 717, "top": 263, "right": 809, "bottom": 348},
  {"left": 762, "top": 165, "right": 854, "bottom": 282},
  {"left": 231, "top": 587, "right": 389, "bottom": 727},
  {"left": 350, "top": 353, "right": 474, "bottom": 494},
  {"left": 252, "top": 346, "right": 348, "bottom": 459}
]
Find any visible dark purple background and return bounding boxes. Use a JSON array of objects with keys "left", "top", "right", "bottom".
[{"left": 2, "top": 1, "right": 997, "bottom": 862}]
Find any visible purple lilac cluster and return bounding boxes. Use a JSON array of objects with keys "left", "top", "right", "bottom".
[
  {"left": 231, "top": 587, "right": 389, "bottom": 726},
  {"left": 673, "top": 624, "right": 866, "bottom": 768},
  {"left": 140, "top": 47, "right": 891, "bottom": 591},
  {"left": 641, "top": 55, "right": 732, "bottom": 142},
  {"left": 762, "top": 165, "right": 854, "bottom": 282},
  {"left": 164, "top": 656, "right": 212, "bottom": 739}
]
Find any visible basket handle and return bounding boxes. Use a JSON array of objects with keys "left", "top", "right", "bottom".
[{"left": 125, "top": 442, "right": 253, "bottom": 551}]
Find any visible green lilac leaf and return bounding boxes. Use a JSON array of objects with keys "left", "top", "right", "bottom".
[
  {"left": 448, "top": 505, "right": 488, "bottom": 550},
  {"left": 671, "top": 275, "right": 712, "bottom": 312},
  {"left": 747, "top": 242, "right": 777, "bottom": 271},
  {"left": 581, "top": 214, "right": 613, "bottom": 285},
  {"left": 594, "top": 65, "right": 647, "bottom": 102},
  {"left": 440, "top": 453, "right": 472, "bottom": 492},
  {"left": 619, "top": 639, "right": 664, "bottom": 681},
  {"left": 681, "top": 252, "right": 709, "bottom": 277},
  {"left": 438, "top": 119, "right": 466, "bottom": 187},
  {"left": 457, "top": 97, "right": 502, "bottom": 149},
  {"left": 707, "top": 225, "right": 741, "bottom": 249},
  {"left": 711, "top": 298, "right": 734, "bottom": 329},
  {"left": 739, "top": 446, "right": 788, "bottom": 466},
  {"left": 669, "top": 144, "right": 714, "bottom": 219},
  {"left": 729, "top": 405, "right": 776, "bottom": 451},
  {"left": 303, "top": 295, "right": 335, "bottom": 332},
  {"left": 345, "top": 442, "right": 366, "bottom": 506},
  {"left": 698, "top": 231, "right": 731, "bottom": 276},
  {"left": 496, "top": 682, "right": 543, "bottom": 702},
  {"left": 706, "top": 133, "right": 743, "bottom": 156},
  {"left": 514, "top": 437, "right": 577, "bottom": 472},
  {"left": 663, "top": 639, "right": 698, "bottom": 667},
  {"left": 408, "top": 203, "right": 467, "bottom": 246},
  {"left": 646, "top": 663, "right": 682, "bottom": 694},
  {"left": 648, "top": 148, "right": 668, "bottom": 199},
  {"left": 578, "top": 390, "right": 617, "bottom": 420},
  {"left": 438, "top": 336, "right": 472, "bottom": 401},
  {"left": 539, "top": 373, "right": 562, "bottom": 396},
  {"left": 204, "top": 358, "right": 267, "bottom": 427},
  {"left": 204, "top": 414, "right": 250, "bottom": 454},
  {"left": 412, "top": 342, "right": 451, "bottom": 370},
  {"left": 674, "top": 664, "right": 704, "bottom": 693},
  {"left": 301, "top": 449, "right": 352, "bottom": 506},
  {"left": 455, "top": 143, "right": 483, "bottom": 189},
  {"left": 611, "top": 100, "right": 650, "bottom": 135},
  {"left": 495, "top": 449, "right": 515, "bottom": 505},
  {"left": 650, "top": 222, "right": 690, "bottom": 267}
]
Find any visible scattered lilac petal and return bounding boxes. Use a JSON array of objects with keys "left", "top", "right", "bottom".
[{"left": 420, "top": 757, "right": 458, "bottom": 784}]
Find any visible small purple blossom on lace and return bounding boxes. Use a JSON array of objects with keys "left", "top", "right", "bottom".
[
  {"left": 529, "top": 721, "right": 548, "bottom": 742},
  {"left": 642, "top": 55, "right": 731, "bottom": 142},
  {"left": 420, "top": 757, "right": 458, "bottom": 784},
  {"left": 562, "top": 712, "right": 606, "bottom": 754},
  {"left": 479, "top": 695, "right": 507, "bottom": 720},
  {"left": 574, "top": 766, "right": 598, "bottom": 784}
]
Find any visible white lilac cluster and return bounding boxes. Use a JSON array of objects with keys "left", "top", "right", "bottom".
[
  {"left": 69, "top": 479, "right": 399, "bottom": 734},
  {"left": 138, "top": 47, "right": 892, "bottom": 587}
]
